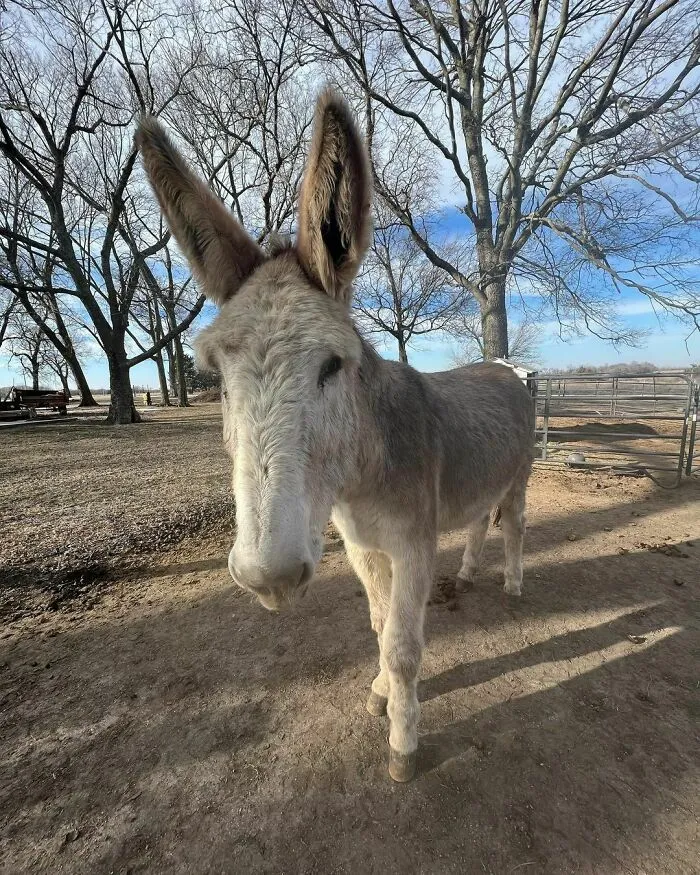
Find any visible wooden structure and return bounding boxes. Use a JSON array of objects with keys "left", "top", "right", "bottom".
[{"left": 0, "top": 387, "right": 69, "bottom": 418}]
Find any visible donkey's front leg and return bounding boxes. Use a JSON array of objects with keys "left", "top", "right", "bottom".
[
  {"left": 344, "top": 542, "right": 392, "bottom": 716},
  {"left": 383, "top": 543, "right": 434, "bottom": 782}
]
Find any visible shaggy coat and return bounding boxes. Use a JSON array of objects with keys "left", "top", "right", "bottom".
[{"left": 137, "top": 90, "right": 534, "bottom": 782}]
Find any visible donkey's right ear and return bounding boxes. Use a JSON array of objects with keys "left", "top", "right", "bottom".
[
  {"left": 135, "top": 117, "right": 264, "bottom": 306},
  {"left": 296, "top": 90, "right": 372, "bottom": 305}
]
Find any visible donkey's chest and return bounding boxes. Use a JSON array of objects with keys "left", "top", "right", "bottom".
[{"left": 332, "top": 501, "right": 386, "bottom": 551}]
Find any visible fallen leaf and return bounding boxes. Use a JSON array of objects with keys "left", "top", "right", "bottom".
[{"left": 636, "top": 542, "right": 689, "bottom": 558}]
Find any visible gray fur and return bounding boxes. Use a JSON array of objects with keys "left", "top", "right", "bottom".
[{"left": 137, "top": 89, "right": 534, "bottom": 782}]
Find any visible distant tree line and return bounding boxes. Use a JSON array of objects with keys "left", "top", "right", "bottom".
[{"left": 540, "top": 362, "right": 661, "bottom": 376}]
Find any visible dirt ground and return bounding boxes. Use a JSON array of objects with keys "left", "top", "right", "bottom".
[
  {"left": 537, "top": 417, "right": 691, "bottom": 482},
  {"left": 1, "top": 407, "right": 699, "bottom": 874}
]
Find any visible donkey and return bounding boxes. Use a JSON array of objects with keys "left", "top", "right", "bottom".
[{"left": 137, "top": 90, "right": 534, "bottom": 782}]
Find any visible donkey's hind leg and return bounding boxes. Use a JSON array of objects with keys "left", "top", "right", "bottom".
[
  {"left": 500, "top": 472, "right": 528, "bottom": 596},
  {"left": 344, "top": 542, "right": 392, "bottom": 717},
  {"left": 456, "top": 512, "right": 490, "bottom": 592}
]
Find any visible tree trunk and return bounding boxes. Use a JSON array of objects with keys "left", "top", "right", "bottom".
[
  {"left": 150, "top": 298, "right": 171, "bottom": 405},
  {"left": 57, "top": 368, "right": 71, "bottom": 397},
  {"left": 66, "top": 350, "right": 98, "bottom": 406},
  {"left": 174, "top": 333, "right": 189, "bottom": 406},
  {"left": 166, "top": 342, "right": 178, "bottom": 400},
  {"left": 162, "top": 299, "right": 187, "bottom": 406},
  {"left": 155, "top": 350, "right": 170, "bottom": 405},
  {"left": 480, "top": 280, "right": 509, "bottom": 359},
  {"left": 397, "top": 333, "right": 409, "bottom": 364},
  {"left": 72, "top": 365, "right": 98, "bottom": 406},
  {"left": 105, "top": 340, "right": 140, "bottom": 424}
]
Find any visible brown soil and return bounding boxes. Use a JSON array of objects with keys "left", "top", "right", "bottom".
[
  {"left": 1, "top": 409, "right": 699, "bottom": 874},
  {"left": 191, "top": 388, "right": 222, "bottom": 403}
]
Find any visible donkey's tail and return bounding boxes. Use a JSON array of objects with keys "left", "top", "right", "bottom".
[{"left": 492, "top": 506, "right": 502, "bottom": 527}]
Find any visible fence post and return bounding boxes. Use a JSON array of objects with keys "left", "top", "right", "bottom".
[
  {"left": 541, "top": 379, "right": 552, "bottom": 460},
  {"left": 685, "top": 382, "right": 698, "bottom": 477},
  {"left": 610, "top": 377, "right": 618, "bottom": 416}
]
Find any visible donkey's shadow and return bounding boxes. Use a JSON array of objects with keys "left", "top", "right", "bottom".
[{"left": 418, "top": 604, "right": 660, "bottom": 706}]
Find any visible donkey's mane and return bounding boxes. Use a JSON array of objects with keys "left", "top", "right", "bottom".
[{"left": 267, "top": 233, "right": 295, "bottom": 258}]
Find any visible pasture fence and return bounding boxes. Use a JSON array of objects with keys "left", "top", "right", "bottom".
[{"left": 531, "top": 371, "right": 698, "bottom": 487}]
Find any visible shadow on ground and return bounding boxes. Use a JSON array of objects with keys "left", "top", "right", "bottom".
[{"left": 1, "top": 503, "right": 698, "bottom": 874}]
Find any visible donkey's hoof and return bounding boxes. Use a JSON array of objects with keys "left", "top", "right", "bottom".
[
  {"left": 455, "top": 574, "right": 474, "bottom": 593},
  {"left": 503, "top": 580, "right": 522, "bottom": 596},
  {"left": 388, "top": 748, "right": 417, "bottom": 783},
  {"left": 366, "top": 691, "right": 388, "bottom": 717}
]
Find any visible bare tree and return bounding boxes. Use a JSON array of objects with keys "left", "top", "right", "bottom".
[
  {"left": 0, "top": 0, "right": 205, "bottom": 423},
  {"left": 127, "top": 240, "right": 198, "bottom": 406},
  {"left": 354, "top": 210, "right": 464, "bottom": 362},
  {"left": 42, "top": 342, "right": 73, "bottom": 397},
  {"left": 1, "top": 0, "right": 319, "bottom": 420},
  {"left": 5, "top": 306, "right": 49, "bottom": 390},
  {"left": 306, "top": 0, "right": 700, "bottom": 358},
  {"left": 0, "top": 167, "right": 99, "bottom": 404},
  {"left": 451, "top": 311, "right": 542, "bottom": 365},
  {"left": 0, "top": 289, "right": 15, "bottom": 350},
  {"left": 167, "top": 0, "right": 314, "bottom": 243}
]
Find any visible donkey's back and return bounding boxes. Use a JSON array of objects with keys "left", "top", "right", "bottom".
[{"left": 424, "top": 362, "right": 535, "bottom": 529}]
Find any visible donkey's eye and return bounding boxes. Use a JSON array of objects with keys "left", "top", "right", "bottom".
[{"left": 318, "top": 355, "right": 343, "bottom": 387}]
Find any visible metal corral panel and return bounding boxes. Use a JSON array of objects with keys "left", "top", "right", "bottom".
[{"left": 532, "top": 371, "right": 698, "bottom": 487}]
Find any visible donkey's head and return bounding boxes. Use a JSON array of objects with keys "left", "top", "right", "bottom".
[{"left": 137, "top": 91, "right": 372, "bottom": 610}]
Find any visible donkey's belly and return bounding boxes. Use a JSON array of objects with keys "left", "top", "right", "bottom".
[
  {"left": 437, "top": 467, "right": 518, "bottom": 533},
  {"left": 438, "top": 495, "right": 497, "bottom": 533}
]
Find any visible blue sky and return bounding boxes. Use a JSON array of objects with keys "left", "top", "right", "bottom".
[
  {"left": 2, "top": 209, "right": 699, "bottom": 388},
  {"left": 377, "top": 308, "right": 700, "bottom": 374},
  {"left": 2, "top": 297, "right": 697, "bottom": 390}
]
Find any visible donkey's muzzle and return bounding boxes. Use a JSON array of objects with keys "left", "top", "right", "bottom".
[{"left": 228, "top": 554, "right": 313, "bottom": 611}]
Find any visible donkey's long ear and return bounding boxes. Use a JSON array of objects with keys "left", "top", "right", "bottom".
[
  {"left": 296, "top": 90, "right": 372, "bottom": 304},
  {"left": 136, "top": 117, "right": 264, "bottom": 306}
]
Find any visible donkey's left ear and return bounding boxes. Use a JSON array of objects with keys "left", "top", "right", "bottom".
[
  {"left": 136, "top": 116, "right": 264, "bottom": 306},
  {"left": 296, "top": 90, "right": 372, "bottom": 304}
]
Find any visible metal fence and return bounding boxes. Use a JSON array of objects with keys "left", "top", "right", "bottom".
[{"left": 532, "top": 371, "right": 699, "bottom": 487}]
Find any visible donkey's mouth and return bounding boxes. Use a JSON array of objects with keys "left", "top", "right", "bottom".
[
  {"left": 255, "top": 588, "right": 283, "bottom": 612},
  {"left": 254, "top": 581, "right": 309, "bottom": 612},
  {"left": 230, "top": 553, "right": 316, "bottom": 612}
]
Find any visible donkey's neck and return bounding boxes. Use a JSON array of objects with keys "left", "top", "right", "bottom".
[{"left": 340, "top": 335, "right": 438, "bottom": 501}]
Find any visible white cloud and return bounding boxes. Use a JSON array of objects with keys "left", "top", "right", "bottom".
[{"left": 615, "top": 300, "right": 659, "bottom": 317}]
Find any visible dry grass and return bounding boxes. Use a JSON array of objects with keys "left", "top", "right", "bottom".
[{"left": 0, "top": 404, "right": 232, "bottom": 616}]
